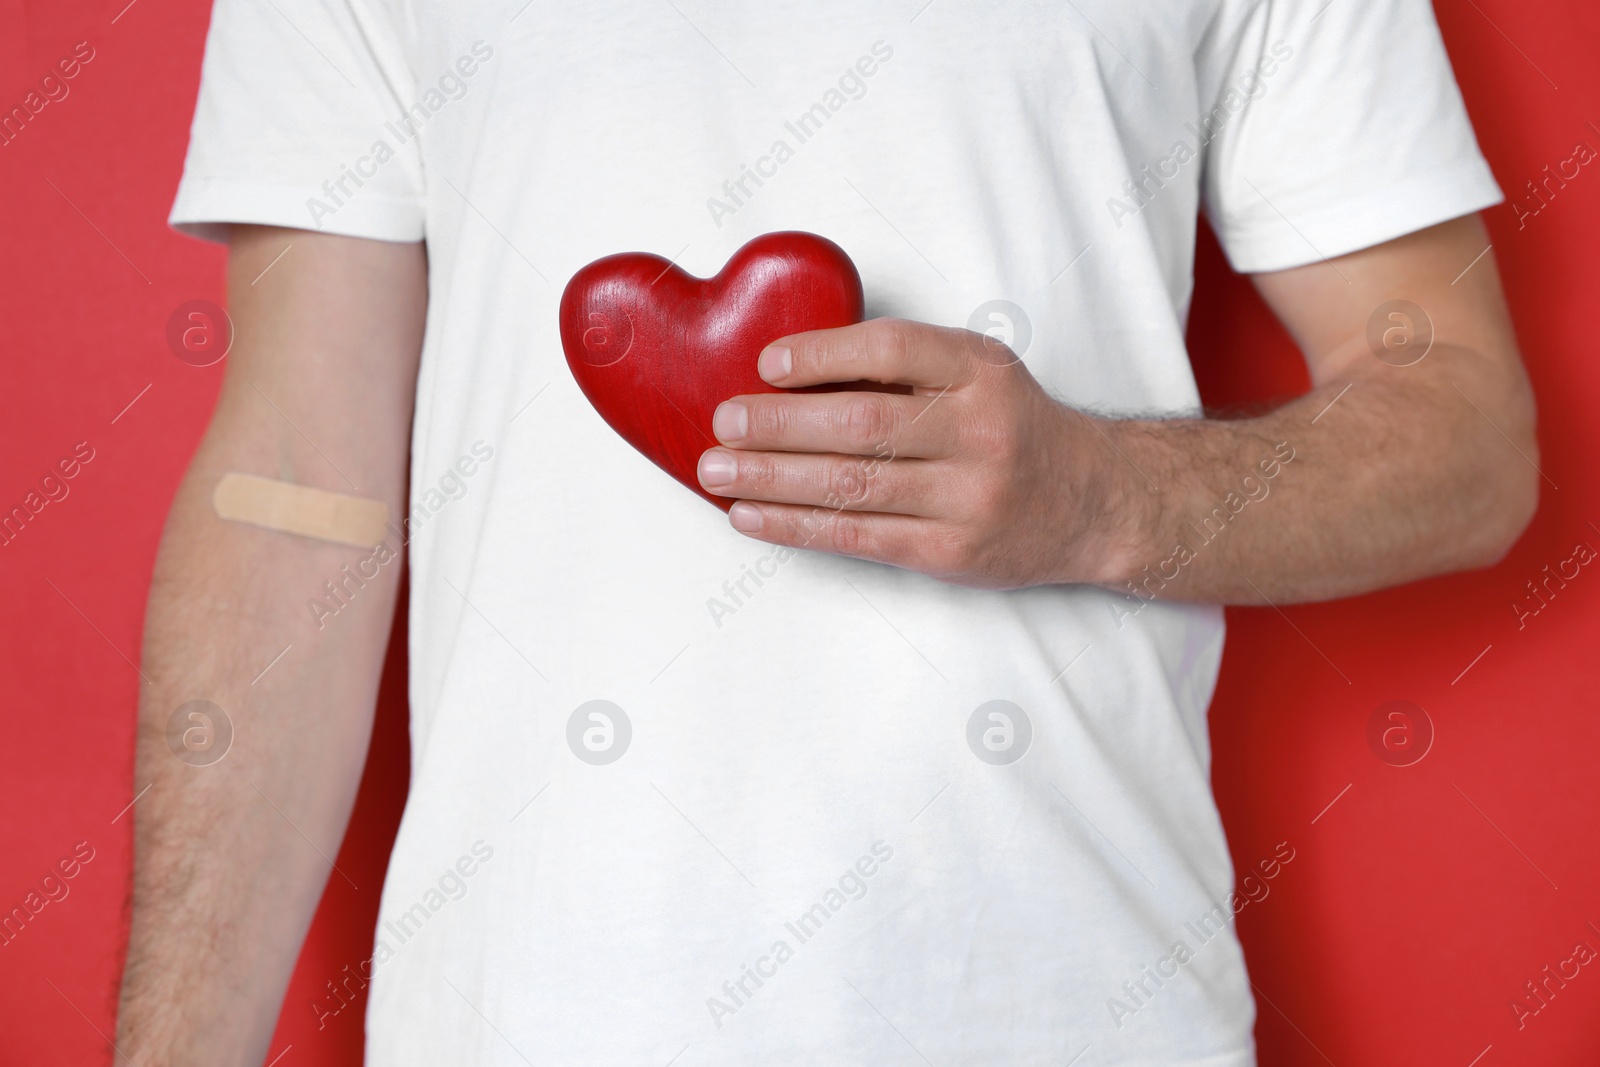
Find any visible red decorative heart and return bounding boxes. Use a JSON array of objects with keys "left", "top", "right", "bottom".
[{"left": 559, "top": 231, "right": 865, "bottom": 510}]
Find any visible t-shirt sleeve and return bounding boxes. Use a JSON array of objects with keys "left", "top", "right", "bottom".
[
  {"left": 1197, "top": 0, "right": 1502, "bottom": 274},
  {"left": 170, "top": 0, "right": 424, "bottom": 244}
]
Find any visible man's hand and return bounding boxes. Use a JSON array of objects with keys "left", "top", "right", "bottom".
[
  {"left": 700, "top": 214, "right": 1539, "bottom": 605},
  {"left": 695, "top": 319, "right": 1133, "bottom": 589}
]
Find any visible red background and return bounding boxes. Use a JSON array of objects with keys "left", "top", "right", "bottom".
[{"left": 1, "top": 1, "right": 1596, "bottom": 1063}]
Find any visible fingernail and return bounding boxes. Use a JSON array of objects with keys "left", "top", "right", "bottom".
[
  {"left": 758, "top": 345, "right": 792, "bottom": 382},
  {"left": 713, "top": 401, "right": 748, "bottom": 442},
  {"left": 729, "top": 501, "right": 763, "bottom": 533},
  {"left": 698, "top": 450, "right": 737, "bottom": 488}
]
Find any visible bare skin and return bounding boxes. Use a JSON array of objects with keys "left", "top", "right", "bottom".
[
  {"left": 115, "top": 226, "right": 426, "bottom": 1065},
  {"left": 698, "top": 214, "right": 1538, "bottom": 598},
  {"left": 117, "top": 214, "right": 1534, "bottom": 1064}
]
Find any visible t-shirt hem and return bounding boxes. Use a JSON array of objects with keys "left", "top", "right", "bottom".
[
  {"left": 1085, "top": 1046, "right": 1253, "bottom": 1067},
  {"left": 169, "top": 175, "right": 425, "bottom": 244},
  {"left": 1215, "top": 158, "right": 1503, "bottom": 273}
]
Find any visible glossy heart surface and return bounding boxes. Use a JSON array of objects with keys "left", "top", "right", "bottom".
[{"left": 559, "top": 231, "right": 865, "bottom": 509}]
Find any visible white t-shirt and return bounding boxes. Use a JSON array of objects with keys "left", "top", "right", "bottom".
[{"left": 172, "top": 2, "right": 1498, "bottom": 1063}]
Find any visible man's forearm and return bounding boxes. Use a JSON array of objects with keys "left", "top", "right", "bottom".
[
  {"left": 117, "top": 228, "right": 425, "bottom": 1065},
  {"left": 1097, "top": 335, "right": 1538, "bottom": 605},
  {"left": 117, "top": 442, "right": 403, "bottom": 1063},
  {"left": 692, "top": 215, "right": 1537, "bottom": 597}
]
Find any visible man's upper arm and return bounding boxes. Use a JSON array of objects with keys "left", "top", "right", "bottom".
[
  {"left": 1248, "top": 214, "right": 1524, "bottom": 389},
  {"left": 206, "top": 225, "right": 426, "bottom": 506},
  {"left": 1244, "top": 212, "right": 1540, "bottom": 564}
]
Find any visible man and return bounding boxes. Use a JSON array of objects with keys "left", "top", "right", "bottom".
[{"left": 117, "top": 0, "right": 1536, "bottom": 1063}]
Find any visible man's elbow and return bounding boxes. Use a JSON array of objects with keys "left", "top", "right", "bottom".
[{"left": 1461, "top": 399, "right": 1540, "bottom": 569}]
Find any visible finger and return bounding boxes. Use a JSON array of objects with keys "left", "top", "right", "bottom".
[
  {"left": 726, "top": 499, "right": 942, "bottom": 570},
  {"left": 713, "top": 389, "right": 957, "bottom": 458},
  {"left": 697, "top": 449, "right": 939, "bottom": 516},
  {"left": 760, "top": 318, "right": 978, "bottom": 390}
]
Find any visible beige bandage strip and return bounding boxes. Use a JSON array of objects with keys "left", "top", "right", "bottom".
[{"left": 212, "top": 473, "right": 389, "bottom": 548}]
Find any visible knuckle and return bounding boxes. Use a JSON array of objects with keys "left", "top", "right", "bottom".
[
  {"left": 919, "top": 526, "right": 973, "bottom": 575},
  {"left": 739, "top": 454, "right": 777, "bottom": 491},
  {"left": 866, "top": 318, "right": 913, "bottom": 373},
  {"left": 965, "top": 410, "right": 1015, "bottom": 457},
  {"left": 748, "top": 398, "right": 783, "bottom": 441},
  {"left": 967, "top": 326, "right": 1017, "bottom": 369},
  {"left": 966, "top": 467, "right": 1012, "bottom": 519},
  {"left": 784, "top": 508, "right": 820, "bottom": 544},
  {"left": 840, "top": 393, "right": 894, "bottom": 448},
  {"left": 966, "top": 486, "right": 1001, "bottom": 527},
  {"left": 799, "top": 334, "right": 841, "bottom": 378},
  {"left": 826, "top": 458, "right": 879, "bottom": 509},
  {"left": 829, "top": 515, "right": 867, "bottom": 557}
]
